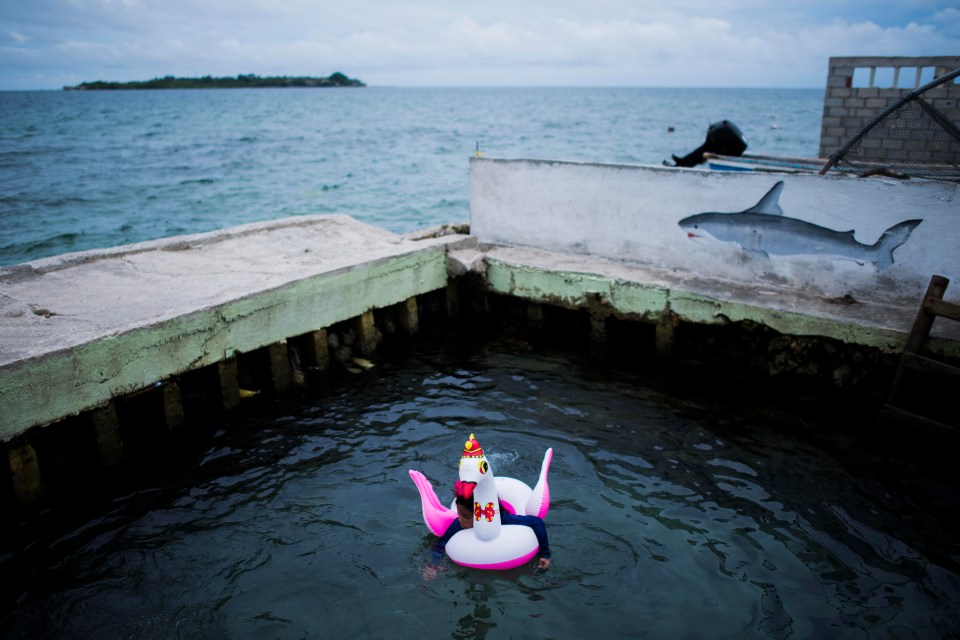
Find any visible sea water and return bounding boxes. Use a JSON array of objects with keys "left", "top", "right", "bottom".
[
  {"left": 1, "top": 87, "right": 821, "bottom": 267},
  {"left": 1, "top": 337, "right": 958, "bottom": 639}
]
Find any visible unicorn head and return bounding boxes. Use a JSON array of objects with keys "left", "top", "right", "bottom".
[
  {"left": 457, "top": 433, "right": 501, "bottom": 540},
  {"left": 458, "top": 433, "right": 491, "bottom": 482}
]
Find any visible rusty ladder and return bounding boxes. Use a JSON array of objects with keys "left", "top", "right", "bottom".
[{"left": 880, "top": 275, "right": 960, "bottom": 431}]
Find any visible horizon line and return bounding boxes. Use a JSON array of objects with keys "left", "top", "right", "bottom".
[{"left": 0, "top": 84, "right": 826, "bottom": 92}]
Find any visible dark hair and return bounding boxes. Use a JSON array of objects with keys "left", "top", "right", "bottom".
[{"left": 455, "top": 494, "right": 472, "bottom": 510}]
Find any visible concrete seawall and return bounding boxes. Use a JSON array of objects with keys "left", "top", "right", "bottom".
[
  {"left": 2, "top": 211, "right": 958, "bottom": 510},
  {"left": 1, "top": 215, "right": 467, "bottom": 441}
]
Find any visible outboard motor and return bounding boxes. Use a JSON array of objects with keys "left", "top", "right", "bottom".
[{"left": 670, "top": 120, "right": 747, "bottom": 167}]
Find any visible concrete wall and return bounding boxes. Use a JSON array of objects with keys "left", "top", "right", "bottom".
[
  {"left": 819, "top": 56, "right": 960, "bottom": 161},
  {"left": 469, "top": 158, "right": 959, "bottom": 304},
  {"left": 2, "top": 203, "right": 957, "bottom": 509}
]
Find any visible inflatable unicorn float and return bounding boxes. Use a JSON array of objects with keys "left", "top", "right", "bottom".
[{"left": 409, "top": 433, "right": 553, "bottom": 569}]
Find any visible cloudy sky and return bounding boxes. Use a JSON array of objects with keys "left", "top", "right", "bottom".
[{"left": 2, "top": 0, "right": 959, "bottom": 90}]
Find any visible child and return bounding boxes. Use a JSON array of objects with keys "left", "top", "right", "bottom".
[{"left": 431, "top": 480, "right": 551, "bottom": 570}]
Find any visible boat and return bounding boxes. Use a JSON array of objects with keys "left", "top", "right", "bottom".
[{"left": 704, "top": 153, "right": 830, "bottom": 174}]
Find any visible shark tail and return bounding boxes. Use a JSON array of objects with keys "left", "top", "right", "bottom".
[{"left": 873, "top": 219, "right": 922, "bottom": 269}]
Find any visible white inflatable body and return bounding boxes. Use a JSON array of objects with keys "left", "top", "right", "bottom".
[
  {"left": 409, "top": 434, "right": 553, "bottom": 570},
  {"left": 444, "top": 519, "right": 539, "bottom": 569}
]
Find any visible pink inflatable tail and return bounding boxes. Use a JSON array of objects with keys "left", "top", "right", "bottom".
[
  {"left": 525, "top": 448, "right": 553, "bottom": 519},
  {"left": 409, "top": 470, "right": 456, "bottom": 536}
]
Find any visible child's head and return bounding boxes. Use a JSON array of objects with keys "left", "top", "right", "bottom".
[
  {"left": 454, "top": 481, "right": 475, "bottom": 529},
  {"left": 455, "top": 500, "right": 473, "bottom": 529}
]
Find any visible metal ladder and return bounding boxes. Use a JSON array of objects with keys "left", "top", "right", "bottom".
[{"left": 880, "top": 275, "right": 960, "bottom": 431}]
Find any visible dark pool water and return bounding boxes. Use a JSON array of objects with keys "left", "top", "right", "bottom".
[{"left": 2, "top": 337, "right": 959, "bottom": 639}]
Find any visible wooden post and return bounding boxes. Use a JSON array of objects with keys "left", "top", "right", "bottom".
[
  {"left": 445, "top": 281, "right": 460, "bottom": 319},
  {"left": 8, "top": 439, "right": 44, "bottom": 506},
  {"left": 655, "top": 312, "right": 679, "bottom": 361},
  {"left": 398, "top": 297, "right": 420, "bottom": 335},
  {"left": 353, "top": 311, "right": 380, "bottom": 355},
  {"left": 267, "top": 341, "right": 293, "bottom": 391},
  {"left": 91, "top": 402, "right": 123, "bottom": 467},
  {"left": 300, "top": 329, "right": 330, "bottom": 371},
  {"left": 162, "top": 381, "right": 186, "bottom": 430},
  {"left": 218, "top": 357, "right": 241, "bottom": 410},
  {"left": 527, "top": 302, "right": 544, "bottom": 331},
  {"left": 590, "top": 312, "right": 607, "bottom": 352},
  {"left": 886, "top": 275, "right": 950, "bottom": 403}
]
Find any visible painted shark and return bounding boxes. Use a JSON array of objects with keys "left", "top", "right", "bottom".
[{"left": 677, "top": 181, "right": 922, "bottom": 270}]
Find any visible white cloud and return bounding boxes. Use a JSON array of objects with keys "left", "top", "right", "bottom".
[
  {"left": 6, "top": 31, "right": 30, "bottom": 43},
  {"left": 929, "top": 7, "right": 960, "bottom": 35},
  {"left": 1, "top": 0, "right": 958, "bottom": 89}
]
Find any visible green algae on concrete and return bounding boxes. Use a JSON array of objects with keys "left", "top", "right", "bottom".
[
  {"left": 480, "top": 250, "right": 958, "bottom": 358},
  {"left": 484, "top": 260, "right": 668, "bottom": 321}
]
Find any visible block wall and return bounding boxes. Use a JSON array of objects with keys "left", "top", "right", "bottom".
[{"left": 819, "top": 56, "right": 960, "bottom": 162}]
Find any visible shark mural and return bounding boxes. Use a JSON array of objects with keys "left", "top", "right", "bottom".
[{"left": 678, "top": 181, "right": 922, "bottom": 270}]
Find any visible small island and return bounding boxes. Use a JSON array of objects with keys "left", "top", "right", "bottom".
[{"left": 64, "top": 72, "right": 365, "bottom": 91}]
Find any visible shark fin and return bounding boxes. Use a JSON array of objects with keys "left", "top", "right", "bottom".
[{"left": 744, "top": 181, "right": 785, "bottom": 216}]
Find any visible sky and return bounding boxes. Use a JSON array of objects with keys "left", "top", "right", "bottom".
[{"left": 1, "top": 0, "right": 959, "bottom": 90}]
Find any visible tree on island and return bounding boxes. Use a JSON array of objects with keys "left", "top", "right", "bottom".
[{"left": 64, "top": 72, "right": 365, "bottom": 90}]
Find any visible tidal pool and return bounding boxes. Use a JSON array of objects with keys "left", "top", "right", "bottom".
[{"left": 2, "top": 336, "right": 958, "bottom": 639}]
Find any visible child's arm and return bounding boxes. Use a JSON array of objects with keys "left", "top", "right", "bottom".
[
  {"left": 501, "top": 513, "right": 551, "bottom": 559},
  {"left": 430, "top": 519, "right": 463, "bottom": 564}
]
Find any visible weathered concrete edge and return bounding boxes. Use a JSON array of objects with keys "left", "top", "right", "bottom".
[
  {"left": 0, "top": 246, "right": 449, "bottom": 441},
  {"left": 0, "top": 214, "right": 367, "bottom": 279},
  {"left": 482, "top": 257, "right": 958, "bottom": 357}
]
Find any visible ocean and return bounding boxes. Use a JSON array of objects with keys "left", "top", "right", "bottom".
[{"left": 0, "top": 87, "right": 822, "bottom": 267}]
